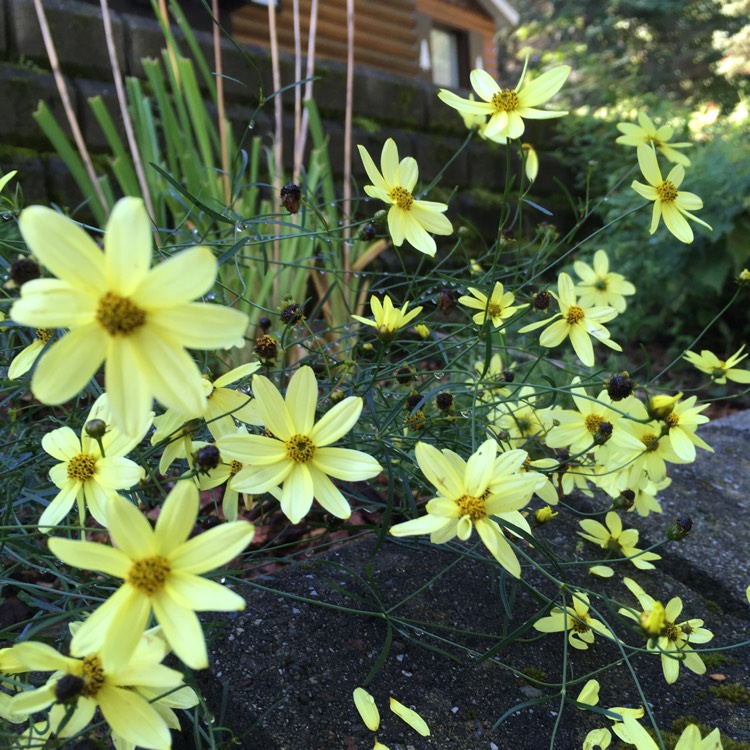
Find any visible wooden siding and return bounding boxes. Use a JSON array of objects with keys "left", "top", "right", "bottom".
[
  {"left": 231, "top": 0, "right": 420, "bottom": 78},
  {"left": 415, "top": 0, "right": 497, "bottom": 76}
]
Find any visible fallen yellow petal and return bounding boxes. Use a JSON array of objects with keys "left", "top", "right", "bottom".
[
  {"left": 389, "top": 697, "right": 430, "bottom": 736},
  {"left": 353, "top": 687, "right": 380, "bottom": 732}
]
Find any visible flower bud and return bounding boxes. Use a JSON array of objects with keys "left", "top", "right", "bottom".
[
  {"left": 405, "top": 392, "right": 422, "bottom": 411},
  {"left": 738, "top": 268, "right": 750, "bottom": 286},
  {"left": 438, "top": 289, "right": 458, "bottom": 314},
  {"left": 414, "top": 324, "right": 430, "bottom": 339},
  {"left": 606, "top": 372, "right": 635, "bottom": 401},
  {"left": 612, "top": 489, "right": 635, "bottom": 511},
  {"left": 55, "top": 674, "right": 85, "bottom": 704},
  {"left": 532, "top": 290, "right": 551, "bottom": 311},
  {"left": 194, "top": 445, "right": 221, "bottom": 474},
  {"left": 534, "top": 506, "right": 558, "bottom": 524},
  {"left": 259, "top": 316, "right": 272, "bottom": 331},
  {"left": 255, "top": 334, "right": 278, "bottom": 361},
  {"left": 436, "top": 392, "right": 454, "bottom": 411},
  {"left": 84, "top": 418, "right": 107, "bottom": 440},
  {"left": 649, "top": 392, "right": 682, "bottom": 420},
  {"left": 360, "top": 222, "right": 377, "bottom": 241},
  {"left": 640, "top": 600, "right": 666, "bottom": 637},
  {"left": 280, "top": 303, "right": 304, "bottom": 325},
  {"left": 397, "top": 366, "right": 416, "bottom": 385},
  {"left": 280, "top": 183, "right": 301, "bottom": 213},
  {"left": 593, "top": 421, "right": 613, "bottom": 445},
  {"left": 9, "top": 257, "right": 40, "bottom": 287},
  {"left": 667, "top": 516, "right": 693, "bottom": 541}
]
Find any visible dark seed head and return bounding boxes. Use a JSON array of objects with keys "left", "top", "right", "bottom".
[{"left": 280, "top": 183, "right": 301, "bottom": 214}]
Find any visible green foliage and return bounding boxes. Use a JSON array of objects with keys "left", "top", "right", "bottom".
[{"left": 503, "top": 0, "right": 748, "bottom": 109}]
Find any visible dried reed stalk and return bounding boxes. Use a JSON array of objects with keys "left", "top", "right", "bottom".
[
  {"left": 100, "top": 0, "right": 155, "bottom": 222},
  {"left": 32, "top": 0, "right": 109, "bottom": 213}
]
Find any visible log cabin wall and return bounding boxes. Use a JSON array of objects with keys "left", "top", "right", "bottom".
[{"left": 231, "top": 0, "right": 421, "bottom": 80}]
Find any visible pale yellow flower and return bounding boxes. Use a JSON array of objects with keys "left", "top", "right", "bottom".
[
  {"left": 358, "top": 139, "right": 453, "bottom": 256},
  {"left": 573, "top": 249, "right": 636, "bottom": 313},
  {"left": 578, "top": 511, "right": 661, "bottom": 570},
  {"left": 352, "top": 294, "right": 423, "bottom": 341},
  {"left": 619, "top": 578, "right": 713, "bottom": 684},
  {"left": 616, "top": 112, "right": 692, "bottom": 166},
  {"left": 630, "top": 144, "right": 711, "bottom": 243},
  {"left": 390, "top": 439, "right": 540, "bottom": 577},
  {"left": 10, "top": 198, "right": 249, "bottom": 436},
  {"left": 40, "top": 392, "right": 150, "bottom": 530},
  {"left": 152, "top": 362, "right": 261, "bottom": 449},
  {"left": 533, "top": 591, "right": 610, "bottom": 649},
  {"left": 48, "top": 481, "right": 254, "bottom": 671},
  {"left": 458, "top": 281, "right": 527, "bottom": 328},
  {"left": 683, "top": 345, "right": 750, "bottom": 384},
  {"left": 438, "top": 63, "right": 570, "bottom": 141},
  {"left": 519, "top": 273, "right": 622, "bottom": 367},
  {"left": 8, "top": 328, "right": 54, "bottom": 380},
  {"left": 3, "top": 626, "right": 188, "bottom": 750},
  {"left": 220, "top": 366, "right": 382, "bottom": 524}
]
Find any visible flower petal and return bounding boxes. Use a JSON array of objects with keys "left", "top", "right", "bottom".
[
  {"left": 19, "top": 206, "right": 106, "bottom": 292},
  {"left": 155, "top": 481, "right": 199, "bottom": 554},
  {"left": 148, "top": 304, "right": 248, "bottom": 350},
  {"left": 168, "top": 520, "right": 254, "bottom": 574},
  {"left": 280, "top": 464, "right": 315, "bottom": 523},
  {"left": 132, "top": 246, "right": 217, "bottom": 307},
  {"left": 98, "top": 684, "right": 171, "bottom": 750},
  {"left": 163, "top": 570, "right": 246, "bottom": 611},
  {"left": 104, "top": 198, "right": 153, "bottom": 296},
  {"left": 48, "top": 537, "right": 131, "bottom": 578},
  {"left": 309, "top": 397, "right": 363, "bottom": 446},
  {"left": 31, "top": 326, "right": 106, "bottom": 405},
  {"left": 313, "top": 446, "right": 382, "bottom": 481},
  {"left": 151, "top": 595, "right": 207, "bottom": 669},
  {"left": 286, "top": 366, "right": 317, "bottom": 434}
]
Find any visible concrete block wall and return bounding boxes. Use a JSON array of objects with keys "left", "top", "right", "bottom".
[{"left": 0, "top": 0, "right": 564, "bottom": 221}]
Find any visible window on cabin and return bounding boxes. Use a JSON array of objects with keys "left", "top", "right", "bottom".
[{"left": 429, "top": 26, "right": 469, "bottom": 88}]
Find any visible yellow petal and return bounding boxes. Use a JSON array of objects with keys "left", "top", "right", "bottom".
[
  {"left": 104, "top": 198, "right": 152, "bottom": 296},
  {"left": 353, "top": 687, "right": 380, "bottom": 731},
  {"left": 389, "top": 697, "right": 430, "bottom": 736}
]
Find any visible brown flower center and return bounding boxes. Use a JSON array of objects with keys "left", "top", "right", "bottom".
[
  {"left": 571, "top": 616, "right": 590, "bottom": 633},
  {"left": 81, "top": 655, "right": 106, "bottom": 697},
  {"left": 285, "top": 434, "right": 316, "bottom": 463},
  {"left": 566, "top": 305, "right": 585, "bottom": 325},
  {"left": 35, "top": 328, "right": 53, "bottom": 343},
  {"left": 491, "top": 89, "right": 520, "bottom": 112},
  {"left": 664, "top": 622, "right": 680, "bottom": 642},
  {"left": 96, "top": 292, "right": 147, "bottom": 336},
  {"left": 487, "top": 302, "right": 503, "bottom": 319},
  {"left": 229, "top": 460, "right": 243, "bottom": 475},
  {"left": 67, "top": 453, "right": 97, "bottom": 482},
  {"left": 127, "top": 555, "right": 171, "bottom": 595},
  {"left": 456, "top": 494, "right": 486, "bottom": 521},
  {"left": 656, "top": 181, "right": 678, "bottom": 204},
  {"left": 388, "top": 186, "right": 413, "bottom": 211},
  {"left": 640, "top": 433, "right": 660, "bottom": 452},
  {"left": 665, "top": 413, "right": 680, "bottom": 428},
  {"left": 585, "top": 414, "right": 605, "bottom": 434}
]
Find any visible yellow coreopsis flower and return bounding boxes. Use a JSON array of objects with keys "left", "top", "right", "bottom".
[
  {"left": 534, "top": 591, "right": 610, "bottom": 649},
  {"left": 578, "top": 511, "right": 661, "bottom": 570},
  {"left": 390, "top": 439, "right": 540, "bottom": 577},
  {"left": 630, "top": 144, "right": 712, "bottom": 244},
  {"left": 39, "top": 392, "right": 150, "bottom": 530},
  {"left": 357, "top": 139, "right": 453, "bottom": 256},
  {"left": 10, "top": 198, "right": 249, "bottom": 436},
  {"left": 220, "top": 366, "right": 383, "bottom": 524},
  {"left": 3, "top": 626, "right": 190, "bottom": 750},
  {"left": 573, "top": 249, "right": 636, "bottom": 313},
  {"left": 683, "top": 345, "right": 750, "bottom": 385},
  {"left": 438, "top": 63, "right": 570, "bottom": 141},
  {"left": 519, "top": 272, "right": 622, "bottom": 367},
  {"left": 352, "top": 294, "right": 423, "bottom": 342},
  {"left": 616, "top": 111, "right": 692, "bottom": 166},
  {"left": 47, "top": 481, "right": 255, "bottom": 671},
  {"left": 545, "top": 377, "right": 623, "bottom": 456},
  {"left": 7, "top": 328, "right": 54, "bottom": 380},
  {"left": 152, "top": 361, "right": 262, "bottom": 451},
  {"left": 619, "top": 578, "right": 713, "bottom": 685},
  {"left": 458, "top": 281, "right": 528, "bottom": 328}
]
